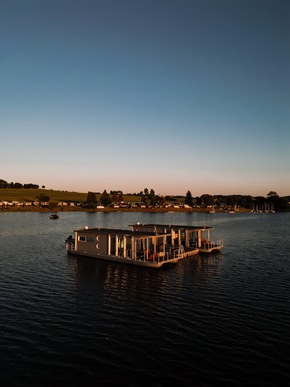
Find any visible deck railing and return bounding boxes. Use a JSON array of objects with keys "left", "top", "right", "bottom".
[
  {"left": 131, "top": 250, "right": 176, "bottom": 264},
  {"left": 217, "top": 239, "right": 223, "bottom": 247},
  {"left": 173, "top": 246, "right": 185, "bottom": 259},
  {"left": 201, "top": 239, "right": 223, "bottom": 250}
]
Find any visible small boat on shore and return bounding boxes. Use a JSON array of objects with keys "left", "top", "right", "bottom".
[
  {"left": 50, "top": 214, "right": 59, "bottom": 219},
  {"left": 65, "top": 223, "right": 223, "bottom": 268}
]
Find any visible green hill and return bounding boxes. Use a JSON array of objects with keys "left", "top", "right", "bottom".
[
  {"left": 0, "top": 188, "right": 87, "bottom": 203},
  {"left": 0, "top": 188, "right": 142, "bottom": 204}
]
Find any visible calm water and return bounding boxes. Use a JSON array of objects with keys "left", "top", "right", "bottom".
[{"left": 0, "top": 211, "right": 289, "bottom": 386}]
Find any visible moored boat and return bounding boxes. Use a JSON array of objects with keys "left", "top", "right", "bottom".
[
  {"left": 65, "top": 223, "right": 223, "bottom": 268},
  {"left": 50, "top": 214, "right": 59, "bottom": 219}
]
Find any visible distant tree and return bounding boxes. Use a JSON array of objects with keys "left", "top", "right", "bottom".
[
  {"left": 100, "top": 190, "right": 112, "bottom": 206},
  {"left": 158, "top": 195, "right": 166, "bottom": 206},
  {"left": 254, "top": 196, "right": 266, "bottom": 211},
  {"left": 24, "top": 183, "right": 39, "bottom": 189},
  {"left": 118, "top": 191, "right": 124, "bottom": 202},
  {"left": 149, "top": 189, "right": 156, "bottom": 205},
  {"left": 185, "top": 190, "right": 193, "bottom": 206},
  {"left": 38, "top": 193, "right": 50, "bottom": 204},
  {"left": 111, "top": 193, "right": 118, "bottom": 203},
  {"left": 42, "top": 185, "right": 45, "bottom": 189},
  {"left": 267, "top": 191, "right": 279, "bottom": 198},
  {"left": 266, "top": 191, "right": 286, "bottom": 211},
  {"left": 144, "top": 188, "right": 149, "bottom": 195},
  {"left": 241, "top": 195, "right": 254, "bottom": 209},
  {"left": 0, "top": 179, "right": 8, "bottom": 188},
  {"left": 276, "top": 197, "right": 289, "bottom": 211},
  {"left": 200, "top": 194, "right": 214, "bottom": 207},
  {"left": 141, "top": 193, "right": 147, "bottom": 204},
  {"left": 86, "top": 191, "right": 97, "bottom": 208}
]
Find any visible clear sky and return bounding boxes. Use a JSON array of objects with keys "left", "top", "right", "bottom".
[{"left": 1, "top": 0, "right": 289, "bottom": 197}]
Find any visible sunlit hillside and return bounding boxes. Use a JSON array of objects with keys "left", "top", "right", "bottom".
[
  {"left": 0, "top": 188, "right": 142, "bottom": 204},
  {"left": 0, "top": 188, "right": 87, "bottom": 203}
]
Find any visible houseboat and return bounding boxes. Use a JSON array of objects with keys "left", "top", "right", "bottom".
[{"left": 65, "top": 223, "right": 223, "bottom": 268}]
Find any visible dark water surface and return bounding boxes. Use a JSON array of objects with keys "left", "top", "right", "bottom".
[{"left": 1, "top": 211, "right": 289, "bottom": 386}]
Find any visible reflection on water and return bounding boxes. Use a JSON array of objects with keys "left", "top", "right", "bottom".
[{"left": 71, "top": 251, "right": 225, "bottom": 294}]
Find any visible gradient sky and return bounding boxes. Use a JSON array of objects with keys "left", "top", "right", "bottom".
[{"left": 1, "top": 0, "right": 289, "bottom": 197}]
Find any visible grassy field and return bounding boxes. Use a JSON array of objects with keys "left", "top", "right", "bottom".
[
  {"left": 0, "top": 188, "right": 187, "bottom": 213},
  {"left": 0, "top": 188, "right": 142, "bottom": 204},
  {"left": 0, "top": 188, "right": 87, "bottom": 202}
]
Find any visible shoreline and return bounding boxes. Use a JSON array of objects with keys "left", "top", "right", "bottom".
[{"left": 1, "top": 206, "right": 251, "bottom": 213}]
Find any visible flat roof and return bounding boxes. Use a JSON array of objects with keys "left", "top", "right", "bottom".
[
  {"left": 74, "top": 227, "right": 171, "bottom": 237},
  {"left": 129, "top": 223, "right": 213, "bottom": 230}
]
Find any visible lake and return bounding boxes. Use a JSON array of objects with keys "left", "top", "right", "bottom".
[{"left": 0, "top": 211, "right": 289, "bottom": 386}]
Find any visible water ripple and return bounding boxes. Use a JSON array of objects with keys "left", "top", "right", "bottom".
[{"left": 1, "top": 212, "right": 290, "bottom": 386}]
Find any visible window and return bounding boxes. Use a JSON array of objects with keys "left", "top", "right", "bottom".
[{"left": 78, "top": 236, "right": 86, "bottom": 242}]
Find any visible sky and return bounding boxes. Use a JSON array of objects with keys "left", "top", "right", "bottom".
[{"left": 1, "top": 0, "right": 289, "bottom": 197}]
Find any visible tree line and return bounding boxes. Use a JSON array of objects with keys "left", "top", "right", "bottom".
[
  {"left": 0, "top": 179, "right": 41, "bottom": 189},
  {"left": 186, "top": 190, "right": 289, "bottom": 211},
  {"left": 85, "top": 188, "right": 289, "bottom": 211}
]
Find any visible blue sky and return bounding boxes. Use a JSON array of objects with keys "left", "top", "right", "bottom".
[{"left": 1, "top": 0, "right": 289, "bottom": 197}]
